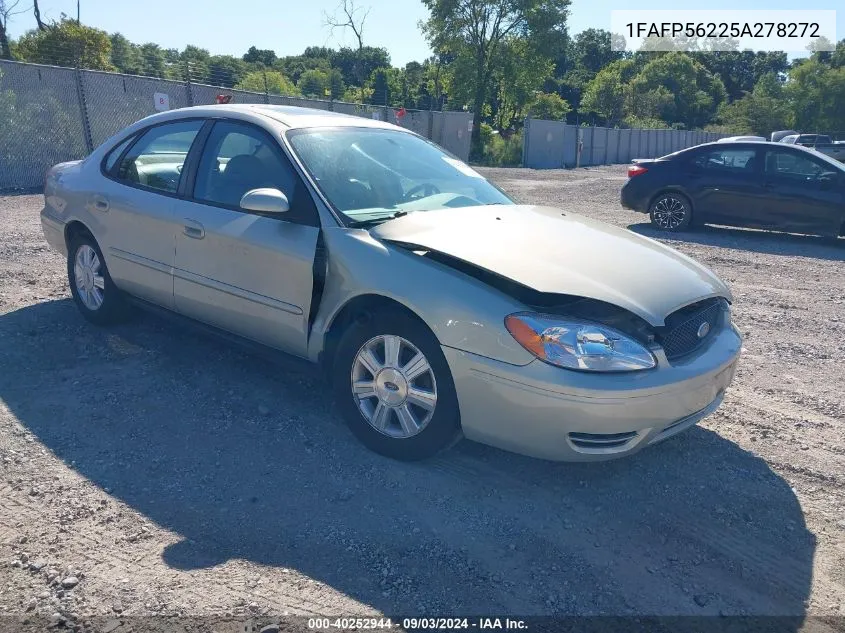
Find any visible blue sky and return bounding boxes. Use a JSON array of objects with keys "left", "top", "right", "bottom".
[{"left": 6, "top": 0, "right": 842, "bottom": 67}]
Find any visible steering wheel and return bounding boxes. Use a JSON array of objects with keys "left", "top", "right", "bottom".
[{"left": 404, "top": 183, "right": 440, "bottom": 200}]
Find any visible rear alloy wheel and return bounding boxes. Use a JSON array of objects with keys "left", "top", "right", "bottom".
[
  {"left": 649, "top": 193, "right": 692, "bottom": 231},
  {"left": 67, "top": 234, "right": 132, "bottom": 325},
  {"left": 332, "top": 309, "right": 461, "bottom": 460}
]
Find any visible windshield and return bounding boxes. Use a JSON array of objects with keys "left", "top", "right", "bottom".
[{"left": 287, "top": 127, "right": 512, "bottom": 225}]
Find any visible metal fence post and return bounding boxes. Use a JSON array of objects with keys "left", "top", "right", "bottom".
[
  {"left": 184, "top": 61, "right": 194, "bottom": 107},
  {"left": 522, "top": 117, "right": 530, "bottom": 167},
  {"left": 74, "top": 66, "right": 94, "bottom": 154}
]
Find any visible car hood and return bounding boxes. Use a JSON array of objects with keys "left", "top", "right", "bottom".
[{"left": 370, "top": 205, "right": 731, "bottom": 326}]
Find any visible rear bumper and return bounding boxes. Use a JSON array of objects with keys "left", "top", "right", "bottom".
[
  {"left": 443, "top": 324, "right": 742, "bottom": 462},
  {"left": 620, "top": 183, "right": 649, "bottom": 213}
]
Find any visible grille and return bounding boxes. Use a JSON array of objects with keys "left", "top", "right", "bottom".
[
  {"left": 660, "top": 299, "right": 723, "bottom": 360},
  {"left": 568, "top": 431, "right": 638, "bottom": 450}
]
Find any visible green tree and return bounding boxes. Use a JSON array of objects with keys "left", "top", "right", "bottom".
[
  {"left": 208, "top": 54, "right": 247, "bottom": 87},
  {"left": 625, "top": 52, "right": 726, "bottom": 128},
  {"left": 786, "top": 58, "right": 845, "bottom": 132},
  {"left": 109, "top": 33, "right": 142, "bottom": 74},
  {"left": 327, "top": 68, "right": 345, "bottom": 99},
  {"left": 694, "top": 51, "right": 789, "bottom": 102},
  {"left": 331, "top": 45, "right": 391, "bottom": 90},
  {"left": 15, "top": 18, "right": 114, "bottom": 70},
  {"left": 181, "top": 45, "right": 211, "bottom": 82},
  {"left": 570, "top": 29, "right": 626, "bottom": 75},
  {"left": 243, "top": 45, "right": 277, "bottom": 67},
  {"left": 490, "top": 38, "right": 554, "bottom": 128},
  {"left": 138, "top": 43, "right": 167, "bottom": 78},
  {"left": 717, "top": 73, "right": 791, "bottom": 136},
  {"left": 235, "top": 70, "right": 299, "bottom": 95},
  {"left": 580, "top": 58, "right": 636, "bottom": 126},
  {"left": 297, "top": 68, "right": 329, "bottom": 97},
  {"left": 422, "top": 0, "right": 571, "bottom": 158},
  {"left": 527, "top": 92, "right": 570, "bottom": 120}
]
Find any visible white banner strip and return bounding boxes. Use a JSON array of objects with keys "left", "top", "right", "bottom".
[{"left": 610, "top": 10, "right": 837, "bottom": 52}]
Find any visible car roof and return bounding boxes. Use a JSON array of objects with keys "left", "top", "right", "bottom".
[{"left": 131, "top": 103, "right": 402, "bottom": 132}]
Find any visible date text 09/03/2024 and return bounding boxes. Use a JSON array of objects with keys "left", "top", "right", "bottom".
[{"left": 306, "top": 617, "right": 529, "bottom": 630}]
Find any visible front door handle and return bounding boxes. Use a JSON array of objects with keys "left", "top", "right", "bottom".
[
  {"left": 92, "top": 195, "right": 110, "bottom": 212},
  {"left": 183, "top": 219, "right": 205, "bottom": 239}
]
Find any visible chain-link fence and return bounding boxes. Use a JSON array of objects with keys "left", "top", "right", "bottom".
[
  {"left": 0, "top": 59, "right": 473, "bottom": 190},
  {"left": 522, "top": 118, "right": 724, "bottom": 169}
]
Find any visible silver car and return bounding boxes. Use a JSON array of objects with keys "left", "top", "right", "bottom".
[{"left": 40, "top": 105, "right": 742, "bottom": 462}]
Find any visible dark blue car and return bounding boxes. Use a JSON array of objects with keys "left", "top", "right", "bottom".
[{"left": 620, "top": 141, "right": 845, "bottom": 237}]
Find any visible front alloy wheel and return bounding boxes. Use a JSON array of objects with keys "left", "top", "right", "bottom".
[
  {"left": 333, "top": 309, "right": 461, "bottom": 461},
  {"left": 650, "top": 193, "right": 692, "bottom": 231},
  {"left": 351, "top": 334, "right": 438, "bottom": 439}
]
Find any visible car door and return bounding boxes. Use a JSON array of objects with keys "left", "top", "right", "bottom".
[
  {"left": 760, "top": 148, "right": 845, "bottom": 235},
  {"left": 170, "top": 119, "right": 320, "bottom": 357},
  {"left": 99, "top": 119, "right": 205, "bottom": 309},
  {"left": 685, "top": 146, "right": 766, "bottom": 226}
]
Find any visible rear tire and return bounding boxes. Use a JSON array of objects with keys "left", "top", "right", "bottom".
[
  {"left": 649, "top": 192, "right": 693, "bottom": 231},
  {"left": 332, "top": 308, "right": 462, "bottom": 461},
  {"left": 67, "top": 233, "right": 133, "bottom": 326}
]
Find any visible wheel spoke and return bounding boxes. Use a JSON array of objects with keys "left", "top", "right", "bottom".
[
  {"left": 92, "top": 274, "right": 105, "bottom": 290},
  {"left": 357, "top": 347, "right": 383, "bottom": 377},
  {"left": 83, "top": 246, "right": 94, "bottom": 267},
  {"left": 370, "top": 401, "right": 391, "bottom": 431},
  {"left": 91, "top": 288, "right": 104, "bottom": 308},
  {"left": 383, "top": 335, "right": 401, "bottom": 368},
  {"left": 90, "top": 253, "right": 101, "bottom": 273},
  {"left": 395, "top": 404, "right": 419, "bottom": 436},
  {"left": 407, "top": 387, "right": 436, "bottom": 411},
  {"left": 402, "top": 353, "right": 430, "bottom": 382},
  {"left": 352, "top": 380, "right": 377, "bottom": 399}
]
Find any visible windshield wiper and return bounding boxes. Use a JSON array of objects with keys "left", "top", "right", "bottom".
[{"left": 347, "top": 210, "right": 410, "bottom": 228}]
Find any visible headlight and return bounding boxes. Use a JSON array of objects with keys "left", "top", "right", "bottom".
[{"left": 505, "top": 312, "right": 656, "bottom": 372}]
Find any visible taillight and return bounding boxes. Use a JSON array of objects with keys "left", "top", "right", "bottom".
[{"left": 628, "top": 164, "right": 648, "bottom": 177}]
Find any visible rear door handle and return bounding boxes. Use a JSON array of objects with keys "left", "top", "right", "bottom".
[
  {"left": 92, "top": 195, "right": 110, "bottom": 212},
  {"left": 183, "top": 219, "right": 205, "bottom": 239}
]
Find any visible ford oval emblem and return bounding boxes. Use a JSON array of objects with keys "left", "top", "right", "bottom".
[{"left": 697, "top": 322, "right": 711, "bottom": 339}]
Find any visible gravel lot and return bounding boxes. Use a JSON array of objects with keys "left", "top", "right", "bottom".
[{"left": 1, "top": 165, "right": 844, "bottom": 630}]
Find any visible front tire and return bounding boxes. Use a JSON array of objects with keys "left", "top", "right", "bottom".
[
  {"left": 332, "top": 309, "right": 462, "bottom": 461},
  {"left": 649, "top": 192, "right": 693, "bottom": 231},
  {"left": 67, "top": 233, "right": 132, "bottom": 326}
]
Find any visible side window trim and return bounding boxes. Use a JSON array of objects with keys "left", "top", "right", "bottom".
[
  {"left": 103, "top": 118, "right": 206, "bottom": 199},
  {"left": 187, "top": 118, "right": 319, "bottom": 226},
  {"left": 178, "top": 119, "right": 215, "bottom": 198},
  {"left": 100, "top": 132, "right": 140, "bottom": 178}
]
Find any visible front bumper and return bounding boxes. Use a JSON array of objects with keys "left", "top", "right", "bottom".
[
  {"left": 41, "top": 208, "right": 67, "bottom": 257},
  {"left": 443, "top": 323, "right": 742, "bottom": 461}
]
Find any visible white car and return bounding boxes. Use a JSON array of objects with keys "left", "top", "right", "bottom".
[{"left": 716, "top": 136, "right": 766, "bottom": 143}]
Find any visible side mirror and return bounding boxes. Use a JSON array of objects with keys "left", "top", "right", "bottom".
[{"left": 240, "top": 188, "right": 289, "bottom": 214}]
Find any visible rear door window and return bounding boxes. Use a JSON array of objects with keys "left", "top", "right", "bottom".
[
  {"left": 693, "top": 148, "right": 759, "bottom": 173},
  {"left": 115, "top": 120, "right": 203, "bottom": 194}
]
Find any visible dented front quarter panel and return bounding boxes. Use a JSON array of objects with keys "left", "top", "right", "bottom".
[{"left": 307, "top": 227, "right": 537, "bottom": 366}]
